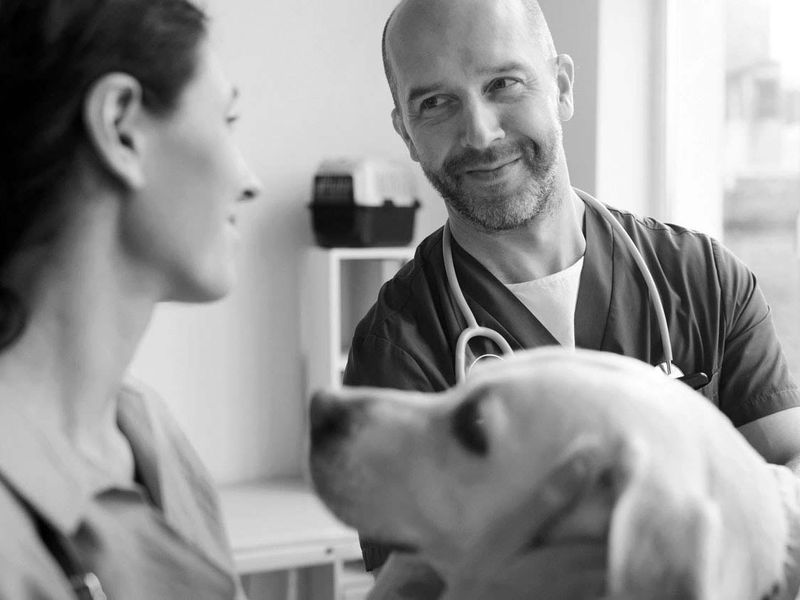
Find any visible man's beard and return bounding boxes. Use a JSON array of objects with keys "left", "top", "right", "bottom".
[{"left": 421, "top": 127, "right": 562, "bottom": 232}]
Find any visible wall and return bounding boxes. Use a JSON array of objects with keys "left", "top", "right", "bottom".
[
  {"left": 538, "top": 0, "right": 600, "bottom": 195},
  {"left": 543, "top": 0, "right": 668, "bottom": 218},
  {"left": 595, "top": 0, "right": 658, "bottom": 216}
]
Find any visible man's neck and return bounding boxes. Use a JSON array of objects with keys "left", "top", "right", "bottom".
[{"left": 447, "top": 188, "right": 586, "bottom": 284}]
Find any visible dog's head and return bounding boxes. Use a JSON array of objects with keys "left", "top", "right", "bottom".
[
  {"left": 309, "top": 347, "right": 791, "bottom": 599},
  {"left": 308, "top": 348, "right": 667, "bottom": 560}
]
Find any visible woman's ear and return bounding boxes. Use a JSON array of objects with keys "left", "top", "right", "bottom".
[
  {"left": 554, "top": 54, "right": 575, "bottom": 122},
  {"left": 83, "top": 73, "right": 146, "bottom": 189},
  {"left": 392, "top": 108, "right": 420, "bottom": 163}
]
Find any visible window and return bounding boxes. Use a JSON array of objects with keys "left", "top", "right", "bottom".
[{"left": 723, "top": 0, "right": 800, "bottom": 377}]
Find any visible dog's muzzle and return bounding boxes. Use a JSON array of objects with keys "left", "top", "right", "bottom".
[{"left": 310, "top": 390, "right": 366, "bottom": 451}]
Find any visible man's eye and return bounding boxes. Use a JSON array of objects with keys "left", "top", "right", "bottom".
[
  {"left": 419, "top": 96, "right": 446, "bottom": 112},
  {"left": 488, "top": 78, "right": 518, "bottom": 92}
]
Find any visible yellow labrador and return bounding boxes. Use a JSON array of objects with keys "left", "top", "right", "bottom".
[{"left": 309, "top": 348, "right": 792, "bottom": 599}]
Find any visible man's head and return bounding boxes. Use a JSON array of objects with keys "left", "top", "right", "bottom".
[{"left": 382, "top": 0, "right": 575, "bottom": 232}]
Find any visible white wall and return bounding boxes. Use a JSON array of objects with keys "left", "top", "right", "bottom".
[
  {"left": 595, "top": 0, "right": 657, "bottom": 216},
  {"left": 130, "top": 0, "right": 446, "bottom": 485},
  {"left": 539, "top": 0, "right": 600, "bottom": 195}
]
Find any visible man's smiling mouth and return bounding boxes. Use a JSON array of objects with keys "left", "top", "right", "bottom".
[{"left": 464, "top": 157, "right": 521, "bottom": 179}]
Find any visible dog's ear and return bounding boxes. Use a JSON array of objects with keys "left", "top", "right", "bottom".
[{"left": 606, "top": 436, "right": 721, "bottom": 600}]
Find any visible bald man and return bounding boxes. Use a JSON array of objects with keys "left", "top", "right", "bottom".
[{"left": 343, "top": 0, "right": 800, "bottom": 596}]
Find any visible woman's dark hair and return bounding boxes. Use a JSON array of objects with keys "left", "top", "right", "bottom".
[{"left": 0, "top": 0, "right": 208, "bottom": 350}]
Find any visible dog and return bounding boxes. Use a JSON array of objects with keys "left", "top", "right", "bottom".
[{"left": 309, "top": 347, "right": 794, "bottom": 599}]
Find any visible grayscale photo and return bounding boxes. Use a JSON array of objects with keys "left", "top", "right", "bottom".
[{"left": 1, "top": 0, "right": 799, "bottom": 599}]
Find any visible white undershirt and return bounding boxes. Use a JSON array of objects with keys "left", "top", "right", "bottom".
[{"left": 505, "top": 257, "right": 585, "bottom": 348}]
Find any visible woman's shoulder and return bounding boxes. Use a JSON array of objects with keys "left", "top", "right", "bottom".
[{"left": 0, "top": 481, "right": 77, "bottom": 599}]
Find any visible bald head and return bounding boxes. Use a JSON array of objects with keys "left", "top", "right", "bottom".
[{"left": 382, "top": 0, "right": 557, "bottom": 110}]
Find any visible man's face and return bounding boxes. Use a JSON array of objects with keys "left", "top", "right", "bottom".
[{"left": 387, "top": 0, "right": 573, "bottom": 232}]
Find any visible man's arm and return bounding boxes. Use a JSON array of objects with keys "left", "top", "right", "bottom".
[
  {"left": 739, "top": 407, "right": 800, "bottom": 598},
  {"left": 738, "top": 407, "right": 800, "bottom": 472}
]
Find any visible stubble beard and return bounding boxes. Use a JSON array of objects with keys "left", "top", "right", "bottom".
[{"left": 421, "top": 126, "right": 563, "bottom": 232}]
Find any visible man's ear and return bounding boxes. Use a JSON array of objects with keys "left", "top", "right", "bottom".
[
  {"left": 392, "top": 108, "right": 420, "bottom": 163},
  {"left": 83, "top": 72, "right": 147, "bottom": 189},
  {"left": 554, "top": 54, "right": 575, "bottom": 122}
]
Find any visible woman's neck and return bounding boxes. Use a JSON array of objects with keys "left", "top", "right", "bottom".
[{"left": 0, "top": 201, "right": 159, "bottom": 480}]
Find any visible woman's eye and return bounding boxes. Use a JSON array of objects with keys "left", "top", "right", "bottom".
[{"left": 451, "top": 396, "right": 489, "bottom": 456}]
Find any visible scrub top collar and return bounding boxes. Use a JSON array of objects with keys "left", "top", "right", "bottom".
[
  {"left": 574, "top": 198, "right": 615, "bottom": 350},
  {"left": 0, "top": 391, "right": 100, "bottom": 535},
  {"left": 449, "top": 197, "right": 616, "bottom": 352},
  {"left": 0, "top": 381, "right": 233, "bottom": 576}
]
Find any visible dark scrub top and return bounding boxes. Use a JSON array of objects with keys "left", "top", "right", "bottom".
[
  {"left": 0, "top": 381, "right": 243, "bottom": 600},
  {"left": 344, "top": 197, "right": 800, "bottom": 571}
]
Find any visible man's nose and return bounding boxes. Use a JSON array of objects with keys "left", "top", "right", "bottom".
[{"left": 460, "top": 99, "right": 504, "bottom": 149}]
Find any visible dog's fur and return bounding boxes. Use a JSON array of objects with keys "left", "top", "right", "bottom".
[{"left": 309, "top": 348, "right": 792, "bottom": 599}]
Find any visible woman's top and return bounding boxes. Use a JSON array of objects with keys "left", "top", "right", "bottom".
[{"left": 0, "top": 381, "right": 243, "bottom": 599}]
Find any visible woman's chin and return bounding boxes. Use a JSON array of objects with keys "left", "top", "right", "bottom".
[{"left": 164, "top": 269, "right": 237, "bottom": 304}]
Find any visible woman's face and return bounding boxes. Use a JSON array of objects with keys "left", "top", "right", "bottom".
[{"left": 123, "top": 41, "right": 260, "bottom": 303}]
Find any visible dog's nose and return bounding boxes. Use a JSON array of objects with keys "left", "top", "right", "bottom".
[{"left": 310, "top": 390, "right": 353, "bottom": 449}]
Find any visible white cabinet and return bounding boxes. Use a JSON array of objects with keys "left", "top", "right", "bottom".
[
  {"left": 300, "top": 247, "right": 415, "bottom": 396},
  {"left": 219, "top": 479, "right": 369, "bottom": 600},
  {"left": 217, "top": 248, "right": 414, "bottom": 600}
]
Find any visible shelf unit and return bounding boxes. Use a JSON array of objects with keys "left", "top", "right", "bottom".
[
  {"left": 300, "top": 247, "right": 415, "bottom": 395},
  {"left": 219, "top": 479, "right": 369, "bottom": 600},
  {"left": 294, "top": 246, "right": 414, "bottom": 599}
]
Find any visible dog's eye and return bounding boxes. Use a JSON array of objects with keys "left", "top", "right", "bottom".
[{"left": 451, "top": 397, "right": 489, "bottom": 456}]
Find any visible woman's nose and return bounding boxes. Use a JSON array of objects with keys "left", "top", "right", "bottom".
[{"left": 239, "top": 159, "right": 262, "bottom": 203}]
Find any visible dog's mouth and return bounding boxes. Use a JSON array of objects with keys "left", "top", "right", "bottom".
[{"left": 363, "top": 536, "right": 421, "bottom": 555}]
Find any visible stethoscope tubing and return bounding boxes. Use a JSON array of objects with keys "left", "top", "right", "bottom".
[
  {"left": 443, "top": 188, "right": 675, "bottom": 383},
  {"left": 443, "top": 226, "right": 515, "bottom": 380}
]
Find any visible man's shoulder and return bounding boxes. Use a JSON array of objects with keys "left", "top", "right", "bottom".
[
  {"left": 353, "top": 228, "right": 445, "bottom": 336},
  {"left": 345, "top": 228, "right": 452, "bottom": 390},
  {"left": 608, "top": 205, "right": 716, "bottom": 246},
  {"left": 602, "top": 203, "right": 760, "bottom": 313},
  {"left": 605, "top": 205, "right": 734, "bottom": 272}
]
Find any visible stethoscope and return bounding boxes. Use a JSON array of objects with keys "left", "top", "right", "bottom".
[{"left": 443, "top": 188, "right": 709, "bottom": 388}]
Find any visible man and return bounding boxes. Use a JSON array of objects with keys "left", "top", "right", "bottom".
[{"left": 344, "top": 0, "right": 800, "bottom": 592}]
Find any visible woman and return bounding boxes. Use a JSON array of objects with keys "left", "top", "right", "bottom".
[{"left": 0, "top": 0, "right": 260, "bottom": 597}]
